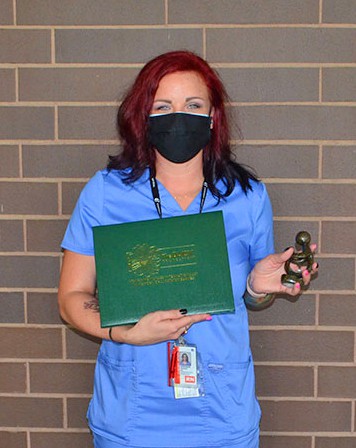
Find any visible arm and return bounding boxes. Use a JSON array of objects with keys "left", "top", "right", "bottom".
[
  {"left": 58, "top": 250, "right": 109, "bottom": 339},
  {"left": 58, "top": 250, "right": 211, "bottom": 345},
  {"left": 242, "top": 183, "right": 318, "bottom": 310}
]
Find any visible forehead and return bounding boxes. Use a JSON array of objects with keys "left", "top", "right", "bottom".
[{"left": 154, "top": 71, "right": 210, "bottom": 98}]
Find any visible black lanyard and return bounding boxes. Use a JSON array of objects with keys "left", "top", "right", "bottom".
[{"left": 149, "top": 172, "right": 208, "bottom": 219}]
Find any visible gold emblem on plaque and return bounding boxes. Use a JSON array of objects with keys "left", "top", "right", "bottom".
[{"left": 126, "top": 244, "right": 161, "bottom": 277}]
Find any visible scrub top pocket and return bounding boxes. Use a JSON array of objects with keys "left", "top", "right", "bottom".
[
  {"left": 204, "top": 356, "right": 261, "bottom": 443},
  {"left": 87, "top": 353, "right": 137, "bottom": 443}
]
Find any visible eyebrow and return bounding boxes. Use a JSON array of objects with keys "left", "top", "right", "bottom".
[{"left": 153, "top": 96, "right": 206, "bottom": 103}]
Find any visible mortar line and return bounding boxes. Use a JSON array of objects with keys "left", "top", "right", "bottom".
[
  {"left": 319, "top": 66, "right": 323, "bottom": 102},
  {"left": 51, "top": 28, "right": 56, "bottom": 64},
  {"left": 202, "top": 27, "right": 207, "bottom": 59},
  {"left": 15, "top": 67, "right": 19, "bottom": 102},
  {"left": 164, "top": 0, "right": 168, "bottom": 25},
  {"left": 12, "top": 0, "right": 16, "bottom": 25},
  {"left": 1, "top": 23, "right": 356, "bottom": 29}
]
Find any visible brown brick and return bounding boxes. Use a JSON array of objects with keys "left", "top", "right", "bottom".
[
  {"left": 0, "top": 292, "right": 24, "bottom": 324},
  {"left": 273, "top": 221, "right": 319, "bottom": 253},
  {"left": 18, "top": 0, "right": 164, "bottom": 25},
  {"left": 323, "top": 0, "right": 356, "bottom": 23},
  {"left": 27, "top": 292, "right": 62, "bottom": 325},
  {"left": 249, "top": 294, "right": 316, "bottom": 326},
  {"left": 62, "top": 182, "right": 86, "bottom": 215},
  {"left": 0, "top": 30, "right": 50, "bottom": 63},
  {"left": 0, "top": 220, "right": 24, "bottom": 251},
  {"left": 0, "top": 432, "right": 26, "bottom": 448},
  {"left": 0, "top": 0, "right": 14, "bottom": 24},
  {"left": 250, "top": 330, "right": 354, "bottom": 362},
  {"left": 322, "top": 146, "right": 356, "bottom": 179},
  {"left": 260, "top": 400, "right": 351, "bottom": 432},
  {"left": 23, "top": 145, "right": 113, "bottom": 178},
  {"left": 0, "top": 362, "right": 26, "bottom": 393},
  {"left": 307, "top": 257, "right": 354, "bottom": 291},
  {"left": 267, "top": 184, "right": 356, "bottom": 217},
  {"left": 0, "top": 182, "right": 57, "bottom": 215},
  {"left": 0, "top": 255, "right": 59, "bottom": 288},
  {"left": 30, "top": 362, "right": 95, "bottom": 393},
  {"left": 315, "top": 437, "right": 356, "bottom": 448},
  {"left": 58, "top": 106, "right": 117, "bottom": 140},
  {"left": 0, "top": 397, "right": 62, "bottom": 427},
  {"left": 0, "top": 69, "right": 15, "bottom": 101},
  {"left": 255, "top": 365, "right": 314, "bottom": 397},
  {"left": 322, "top": 221, "right": 356, "bottom": 254},
  {"left": 55, "top": 29, "right": 203, "bottom": 63},
  {"left": 169, "top": 0, "right": 319, "bottom": 24},
  {"left": 260, "top": 435, "right": 311, "bottom": 448},
  {"left": 319, "top": 295, "right": 356, "bottom": 326},
  {"left": 0, "top": 107, "right": 54, "bottom": 140},
  {"left": 323, "top": 68, "right": 356, "bottom": 102},
  {"left": 19, "top": 67, "right": 139, "bottom": 102},
  {"left": 206, "top": 29, "right": 356, "bottom": 63},
  {"left": 0, "top": 328, "right": 62, "bottom": 358},
  {"left": 235, "top": 105, "right": 356, "bottom": 140},
  {"left": 30, "top": 432, "right": 92, "bottom": 448},
  {"left": 27, "top": 219, "right": 68, "bottom": 252},
  {"left": 219, "top": 67, "right": 319, "bottom": 102},
  {"left": 0, "top": 145, "right": 19, "bottom": 177},
  {"left": 318, "top": 367, "right": 356, "bottom": 398},
  {"left": 235, "top": 145, "right": 319, "bottom": 179},
  {"left": 67, "top": 397, "right": 91, "bottom": 428},
  {"left": 66, "top": 328, "right": 100, "bottom": 360}
]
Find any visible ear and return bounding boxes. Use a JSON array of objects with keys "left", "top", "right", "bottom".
[{"left": 209, "top": 108, "right": 215, "bottom": 129}]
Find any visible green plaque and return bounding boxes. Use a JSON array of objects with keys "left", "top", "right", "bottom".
[{"left": 93, "top": 211, "right": 235, "bottom": 327}]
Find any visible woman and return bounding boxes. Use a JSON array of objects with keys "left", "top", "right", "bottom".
[
  {"left": 58, "top": 51, "right": 317, "bottom": 448},
  {"left": 180, "top": 352, "right": 191, "bottom": 367}
]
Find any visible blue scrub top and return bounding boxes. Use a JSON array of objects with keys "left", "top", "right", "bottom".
[{"left": 61, "top": 169, "right": 274, "bottom": 448}]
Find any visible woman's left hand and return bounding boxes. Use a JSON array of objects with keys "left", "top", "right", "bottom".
[{"left": 249, "top": 245, "right": 318, "bottom": 296}]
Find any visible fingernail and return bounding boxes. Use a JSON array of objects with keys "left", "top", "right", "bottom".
[
  {"left": 304, "top": 270, "right": 309, "bottom": 276},
  {"left": 284, "top": 246, "right": 293, "bottom": 252},
  {"left": 296, "top": 283, "right": 301, "bottom": 289},
  {"left": 180, "top": 309, "right": 187, "bottom": 315},
  {"left": 205, "top": 316, "right": 213, "bottom": 321},
  {"left": 315, "top": 262, "right": 319, "bottom": 269}
]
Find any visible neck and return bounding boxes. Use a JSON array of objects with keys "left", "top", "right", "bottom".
[
  {"left": 154, "top": 151, "right": 204, "bottom": 211},
  {"left": 154, "top": 150, "right": 204, "bottom": 192}
]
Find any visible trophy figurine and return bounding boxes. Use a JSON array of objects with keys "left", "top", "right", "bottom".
[{"left": 281, "top": 231, "right": 314, "bottom": 288}]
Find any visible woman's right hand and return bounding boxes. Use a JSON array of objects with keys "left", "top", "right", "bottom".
[{"left": 110, "top": 309, "right": 212, "bottom": 346}]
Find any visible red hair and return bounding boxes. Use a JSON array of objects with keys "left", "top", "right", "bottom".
[{"left": 108, "top": 51, "right": 257, "bottom": 196}]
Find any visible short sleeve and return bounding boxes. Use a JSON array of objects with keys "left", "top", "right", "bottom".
[
  {"left": 249, "top": 182, "right": 274, "bottom": 268},
  {"left": 61, "top": 171, "right": 104, "bottom": 256}
]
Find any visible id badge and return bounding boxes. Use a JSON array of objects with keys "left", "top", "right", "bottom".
[{"left": 168, "top": 337, "right": 204, "bottom": 399}]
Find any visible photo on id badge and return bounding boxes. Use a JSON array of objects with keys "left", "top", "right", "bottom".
[{"left": 178, "top": 346, "right": 197, "bottom": 386}]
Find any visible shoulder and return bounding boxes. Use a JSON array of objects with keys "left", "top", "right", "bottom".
[
  {"left": 245, "top": 180, "right": 272, "bottom": 214},
  {"left": 228, "top": 178, "right": 268, "bottom": 202},
  {"left": 225, "top": 179, "right": 272, "bottom": 221},
  {"left": 81, "top": 168, "right": 137, "bottom": 196},
  {"left": 246, "top": 179, "right": 269, "bottom": 201}
]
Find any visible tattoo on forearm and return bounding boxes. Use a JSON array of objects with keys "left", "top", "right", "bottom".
[{"left": 84, "top": 297, "right": 100, "bottom": 313}]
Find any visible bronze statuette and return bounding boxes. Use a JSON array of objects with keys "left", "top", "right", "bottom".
[{"left": 281, "top": 231, "right": 314, "bottom": 288}]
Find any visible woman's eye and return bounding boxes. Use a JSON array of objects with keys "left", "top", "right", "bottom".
[
  {"left": 187, "top": 103, "right": 201, "bottom": 110},
  {"left": 154, "top": 104, "right": 171, "bottom": 111}
]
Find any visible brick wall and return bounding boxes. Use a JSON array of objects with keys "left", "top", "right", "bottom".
[{"left": 0, "top": 1, "right": 355, "bottom": 447}]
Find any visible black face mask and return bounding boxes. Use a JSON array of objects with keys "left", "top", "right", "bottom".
[{"left": 148, "top": 112, "right": 211, "bottom": 164}]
